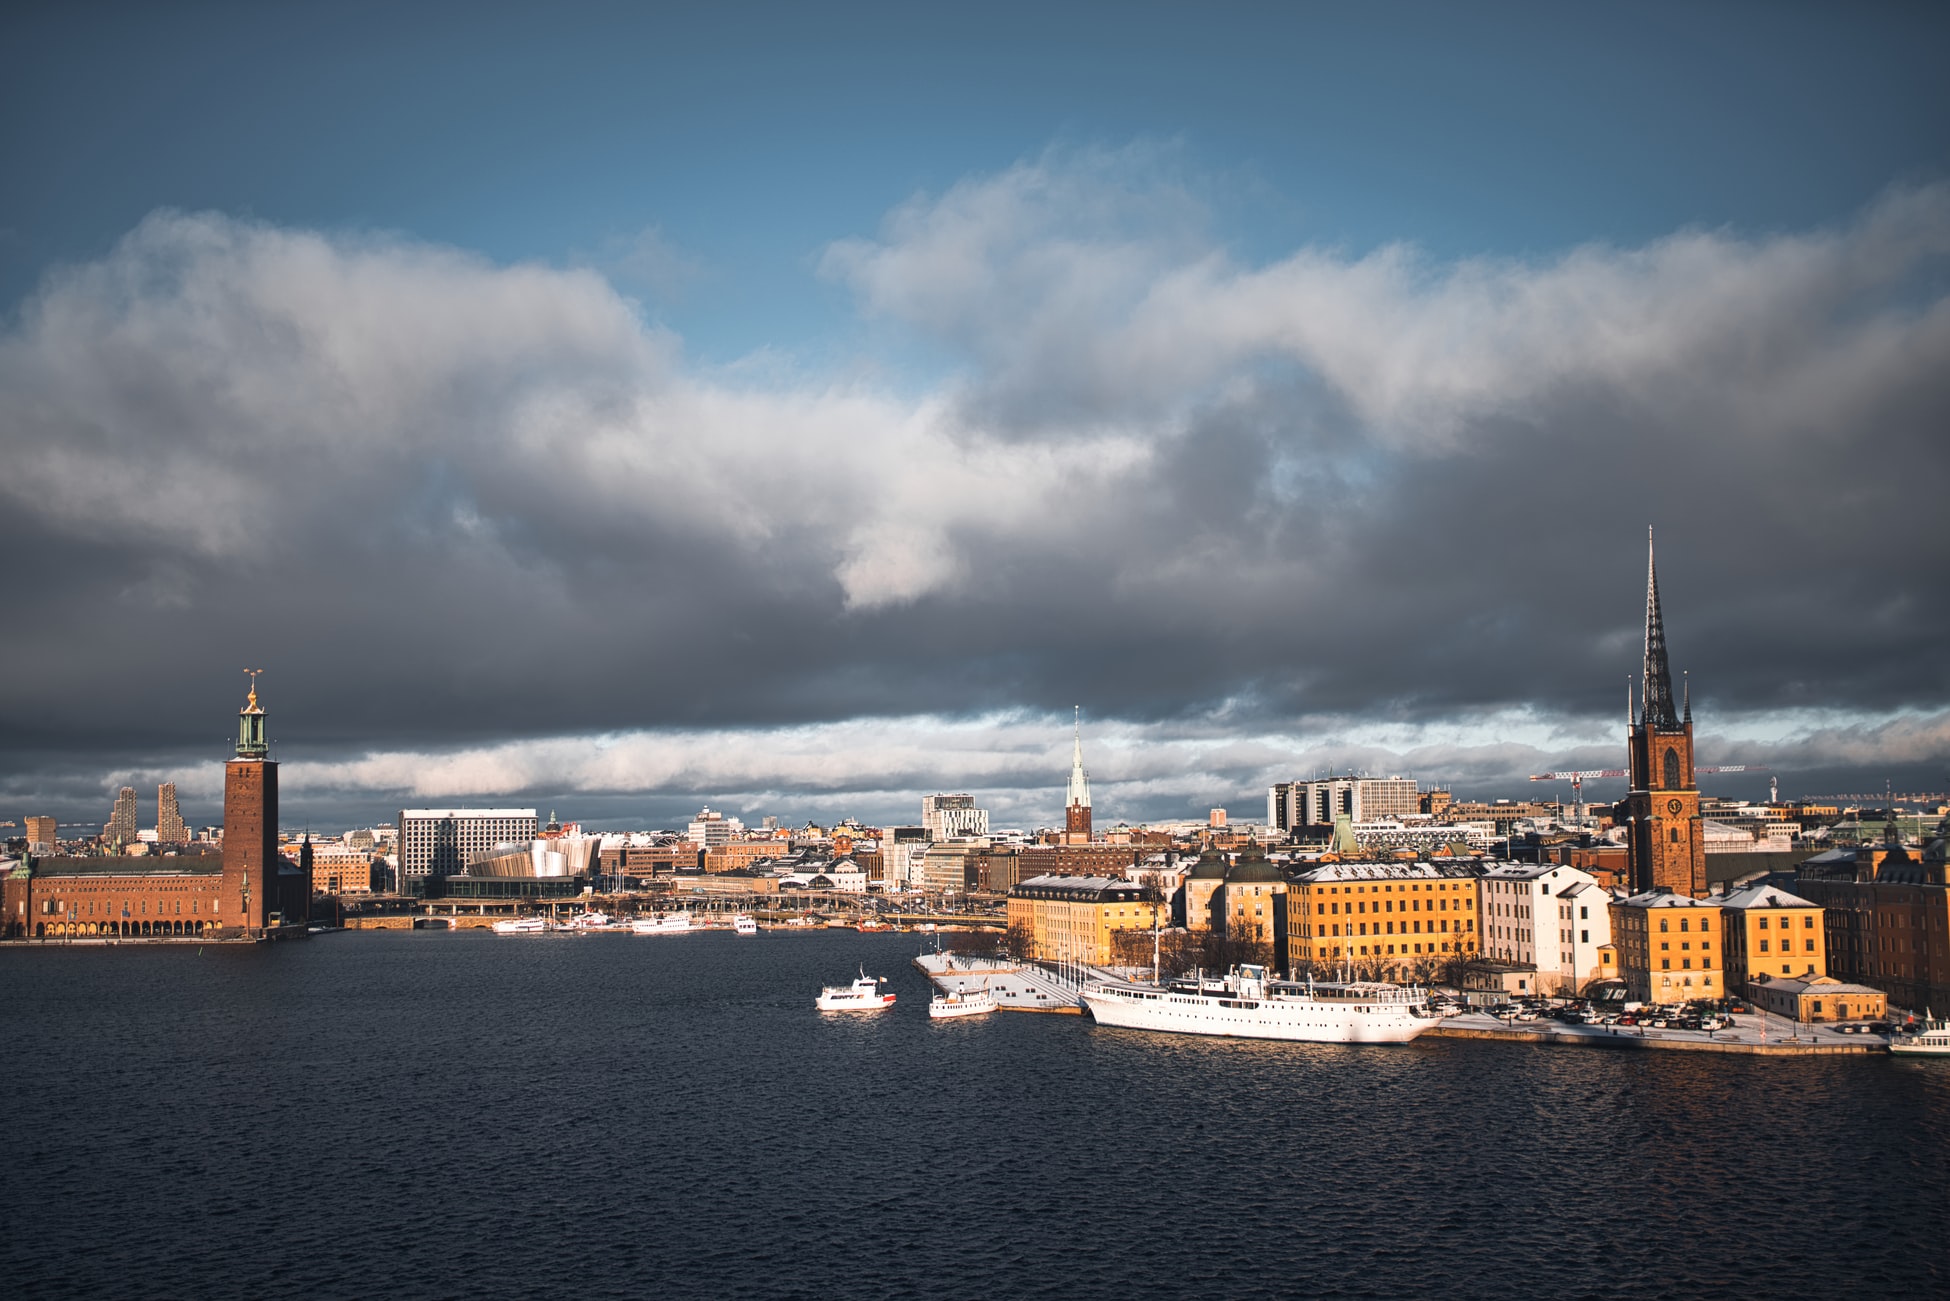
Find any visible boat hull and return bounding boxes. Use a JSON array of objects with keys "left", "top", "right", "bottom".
[
  {"left": 929, "top": 997, "right": 997, "bottom": 1019},
  {"left": 1081, "top": 985, "right": 1430, "bottom": 1044},
  {"left": 816, "top": 994, "right": 896, "bottom": 1012}
]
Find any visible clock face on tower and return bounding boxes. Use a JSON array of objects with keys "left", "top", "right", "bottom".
[{"left": 1666, "top": 798, "right": 1684, "bottom": 814}]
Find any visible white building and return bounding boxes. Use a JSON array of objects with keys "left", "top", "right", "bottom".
[
  {"left": 1269, "top": 777, "right": 1419, "bottom": 833},
  {"left": 686, "top": 807, "right": 741, "bottom": 848},
  {"left": 398, "top": 808, "right": 539, "bottom": 892},
  {"left": 881, "top": 830, "right": 931, "bottom": 890},
  {"left": 922, "top": 793, "right": 989, "bottom": 841},
  {"left": 777, "top": 859, "right": 869, "bottom": 893},
  {"left": 1480, "top": 862, "right": 1611, "bottom": 995}
]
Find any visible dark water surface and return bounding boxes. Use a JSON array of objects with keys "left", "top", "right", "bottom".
[{"left": 3, "top": 931, "right": 1945, "bottom": 1300}]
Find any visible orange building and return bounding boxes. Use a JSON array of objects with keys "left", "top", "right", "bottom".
[
  {"left": 1611, "top": 888, "right": 1722, "bottom": 1004},
  {"left": 1287, "top": 861, "right": 1479, "bottom": 975},
  {"left": 1717, "top": 881, "right": 1825, "bottom": 988}
]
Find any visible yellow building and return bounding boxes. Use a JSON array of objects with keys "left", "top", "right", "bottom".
[
  {"left": 1286, "top": 861, "right": 1479, "bottom": 977},
  {"left": 1610, "top": 889, "right": 1723, "bottom": 1004},
  {"left": 1745, "top": 974, "right": 1886, "bottom": 1024},
  {"left": 1007, "top": 874, "right": 1162, "bottom": 964},
  {"left": 1716, "top": 881, "right": 1825, "bottom": 989}
]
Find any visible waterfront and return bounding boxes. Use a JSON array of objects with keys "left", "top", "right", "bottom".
[{"left": 3, "top": 932, "right": 1945, "bottom": 1300}]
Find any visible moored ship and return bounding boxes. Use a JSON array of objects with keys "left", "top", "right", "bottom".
[
  {"left": 1080, "top": 964, "right": 1430, "bottom": 1044},
  {"left": 928, "top": 984, "right": 997, "bottom": 1019},
  {"left": 1891, "top": 1015, "right": 1950, "bottom": 1056},
  {"left": 631, "top": 911, "right": 695, "bottom": 936}
]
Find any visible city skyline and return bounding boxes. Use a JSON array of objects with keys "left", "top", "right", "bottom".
[{"left": 3, "top": 4, "right": 1947, "bottom": 829}]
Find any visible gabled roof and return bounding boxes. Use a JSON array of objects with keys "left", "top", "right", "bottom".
[{"left": 1717, "top": 882, "right": 1818, "bottom": 910}]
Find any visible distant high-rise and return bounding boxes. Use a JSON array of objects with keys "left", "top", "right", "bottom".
[
  {"left": 105, "top": 786, "right": 138, "bottom": 844},
  {"left": 1625, "top": 530, "right": 1706, "bottom": 896},
  {"left": 1267, "top": 777, "right": 1418, "bottom": 833},
  {"left": 25, "top": 815, "right": 57, "bottom": 854},
  {"left": 157, "top": 782, "right": 187, "bottom": 842},
  {"left": 1064, "top": 708, "right": 1093, "bottom": 843}
]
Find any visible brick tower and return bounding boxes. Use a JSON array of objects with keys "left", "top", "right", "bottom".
[
  {"left": 1625, "top": 532, "right": 1706, "bottom": 896},
  {"left": 220, "top": 671, "right": 280, "bottom": 933},
  {"left": 1064, "top": 707, "right": 1093, "bottom": 844}
]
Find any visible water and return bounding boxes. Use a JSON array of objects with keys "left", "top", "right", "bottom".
[{"left": 2, "top": 931, "right": 1945, "bottom": 1300}]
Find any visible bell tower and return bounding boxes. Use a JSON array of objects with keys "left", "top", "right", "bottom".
[
  {"left": 1625, "top": 533, "right": 1705, "bottom": 895},
  {"left": 220, "top": 670, "right": 281, "bottom": 933},
  {"left": 1064, "top": 707, "right": 1093, "bottom": 844}
]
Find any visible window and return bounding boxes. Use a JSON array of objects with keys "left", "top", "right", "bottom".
[
  {"left": 1805, "top": 939, "right": 1815, "bottom": 952},
  {"left": 1580, "top": 906, "right": 1588, "bottom": 920},
  {"left": 1664, "top": 749, "right": 1681, "bottom": 788},
  {"left": 1760, "top": 939, "right": 1769, "bottom": 952},
  {"left": 1759, "top": 917, "right": 1769, "bottom": 930}
]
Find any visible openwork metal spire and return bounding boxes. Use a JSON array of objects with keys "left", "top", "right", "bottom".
[
  {"left": 1640, "top": 529, "right": 1680, "bottom": 729},
  {"left": 1067, "top": 706, "right": 1091, "bottom": 810}
]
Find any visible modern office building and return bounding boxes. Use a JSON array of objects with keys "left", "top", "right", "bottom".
[
  {"left": 25, "top": 815, "right": 57, "bottom": 855},
  {"left": 1267, "top": 777, "right": 1418, "bottom": 834},
  {"left": 396, "top": 808, "right": 538, "bottom": 893},
  {"left": 686, "top": 807, "right": 736, "bottom": 849},
  {"left": 157, "top": 782, "right": 187, "bottom": 843},
  {"left": 922, "top": 793, "right": 988, "bottom": 841}
]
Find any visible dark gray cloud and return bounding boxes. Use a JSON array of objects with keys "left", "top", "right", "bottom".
[{"left": 3, "top": 177, "right": 1949, "bottom": 827}]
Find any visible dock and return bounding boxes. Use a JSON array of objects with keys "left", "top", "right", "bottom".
[
  {"left": 1426, "top": 1010, "right": 1887, "bottom": 1055},
  {"left": 913, "top": 951, "right": 1086, "bottom": 1014}
]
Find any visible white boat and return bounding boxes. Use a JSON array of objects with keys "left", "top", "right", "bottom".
[
  {"left": 1891, "top": 1013, "right": 1950, "bottom": 1055},
  {"left": 732, "top": 914, "right": 759, "bottom": 935},
  {"left": 491, "top": 917, "right": 551, "bottom": 935},
  {"left": 929, "top": 984, "right": 997, "bottom": 1019},
  {"left": 1080, "top": 964, "right": 1431, "bottom": 1044},
  {"left": 816, "top": 969, "right": 896, "bottom": 1013},
  {"left": 567, "top": 910, "right": 626, "bottom": 932},
  {"left": 631, "top": 911, "right": 695, "bottom": 936}
]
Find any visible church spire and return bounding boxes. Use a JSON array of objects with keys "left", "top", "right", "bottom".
[
  {"left": 1067, "top": 706, "right": 1091, "bottom": 811},
  {"left": 1640, "top": 529, "right": 1680, "bottom": 729}
]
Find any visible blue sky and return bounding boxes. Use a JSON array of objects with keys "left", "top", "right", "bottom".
[
  {"left": 8, "top": 3, "right": 1944, "bottom": 361},
  {"left": 3, "top": 2, "right": 1948, "bottom": 829}
]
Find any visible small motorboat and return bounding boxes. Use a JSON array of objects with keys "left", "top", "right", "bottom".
[{"left": 817, "top": 968, "right": 896, "bottom": 1013}]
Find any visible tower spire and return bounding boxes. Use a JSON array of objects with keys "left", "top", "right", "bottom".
[
  {"left": 1067, "top": 706, "right": 1091, "bottom": 811},
  {"left": 1641, "top": 528, "right": 1679, "bottom": 729}
]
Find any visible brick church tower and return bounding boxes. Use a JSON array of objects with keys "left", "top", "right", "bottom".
[
  {"left": 1625, "top": 533, "right": 1706, "bottom": 896},
  {"left": 220, "top": 672, "right": 281, "bottom": 933},
  {"left": 1064, "top": 707, "right": 1093, "bottom": 844}
]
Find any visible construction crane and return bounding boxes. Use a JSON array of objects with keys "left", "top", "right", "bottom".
[{"left": 1528, "top": 765, "right": 1768, "bottom": 819}]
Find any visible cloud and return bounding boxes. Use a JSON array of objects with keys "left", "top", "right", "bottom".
[{"left": 3, "top": 158, "right": 1948, "bottom": 824}]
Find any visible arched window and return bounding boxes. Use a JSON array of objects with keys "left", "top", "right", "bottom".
[{"left": 1664, "top": 748, "right": 1682, "bottom": 789}]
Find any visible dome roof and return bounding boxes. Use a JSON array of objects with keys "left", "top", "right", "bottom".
[
  {"left": 1188, "top": 853, "right": 1230, "bottom": 880},
  {"left": 1224, "top": 845, "right": 1286, "bottom": 884}
]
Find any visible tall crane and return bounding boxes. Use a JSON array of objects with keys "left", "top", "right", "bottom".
[{"left": 1528, "top": 765, "right": 1767, "bottom": 820}]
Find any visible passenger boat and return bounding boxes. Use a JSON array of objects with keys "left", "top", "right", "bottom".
[
  {"left": 631, "top": 911, "right": 695, "bottom": 936},
  {"left": 1891, "top": 1013, "right": 1950, "bottom": 1055},
  {"left": 566, "top": 910, "right": 626, "bottom": 932},
  {"left": 928, "top": 984, "right": 997, "bottom": 1019},
  {"left": 1080, "top": 964, "right": 1431, "bottom": 1044},
  {"left": 816, "top": 968, "right": 896, "bottom": 1013},
  {"left": 490, "top": 916, "right": 551, "bottom": 935},
  {"left": 732, "top": 914, "right": 759, "bottom": 935}
]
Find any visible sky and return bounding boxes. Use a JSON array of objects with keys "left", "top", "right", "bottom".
[{"left": 3, "top": 1, "right": 1948, "bottom": 834}]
